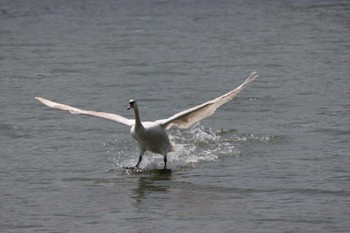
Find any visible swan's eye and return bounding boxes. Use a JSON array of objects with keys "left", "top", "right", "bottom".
[{"left": 129, "top": 99, "right": 135, "bottom": 105}]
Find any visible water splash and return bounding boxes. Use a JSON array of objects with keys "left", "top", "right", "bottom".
[{"left": 106, "top": 124, "right": 282, "bottom": 171}]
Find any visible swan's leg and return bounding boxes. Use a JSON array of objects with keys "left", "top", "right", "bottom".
[
  {"left": 163, "top": 153, "right": 168, "bottom": 170},
  {"left": 135, "top": 156, "right": 142, "bottom": 168},
  {"left": 135, "top": 151, "right": 145, "bottom": 168}
]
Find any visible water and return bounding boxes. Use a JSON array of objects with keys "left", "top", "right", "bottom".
[{"left": 1, "top": 0, "right": 349, "bottom": 232}]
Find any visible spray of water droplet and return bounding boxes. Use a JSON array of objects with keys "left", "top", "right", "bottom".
[{"left": 106, "top": 123, "right": 282, "bottom": 171}]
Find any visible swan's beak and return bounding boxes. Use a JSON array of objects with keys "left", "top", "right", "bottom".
[{"left": 127, "top": 99, "right": 136, "bottom": 110}]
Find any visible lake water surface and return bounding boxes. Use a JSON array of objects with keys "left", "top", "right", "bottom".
[{"left": 1, "top": 0, "right": 349, "bottom": 232}]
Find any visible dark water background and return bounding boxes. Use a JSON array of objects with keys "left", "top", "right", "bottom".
[{"left": 1, "top": 0, "right": 349, "bottom": 232}]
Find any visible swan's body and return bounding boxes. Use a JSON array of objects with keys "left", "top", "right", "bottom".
[{"left": 35, "top": 72, "right": 258, "bottom": 169}]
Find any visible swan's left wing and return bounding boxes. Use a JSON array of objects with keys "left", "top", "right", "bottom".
[
  {"left": 157, "top": 72, "right": 258, "bottom": 129},
  {"left": 35, "top": 97, "right": 134, "bottom": 127}
]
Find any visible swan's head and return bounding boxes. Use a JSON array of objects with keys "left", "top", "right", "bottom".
[{"left": 127, "top": 99, "right": 136, "bottom": 110}]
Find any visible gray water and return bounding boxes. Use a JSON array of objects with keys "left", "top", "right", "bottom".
[{"left": 1, "top": 0, "right": 349, "bottom": 232}]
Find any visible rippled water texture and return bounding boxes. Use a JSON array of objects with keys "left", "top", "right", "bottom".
[{"left": 1, "top": 0, "right": 349, "bottom": 232}]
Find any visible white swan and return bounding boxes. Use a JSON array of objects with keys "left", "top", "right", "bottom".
[{"left": 35, "top": 72, "right": 258, "bottom": 170}]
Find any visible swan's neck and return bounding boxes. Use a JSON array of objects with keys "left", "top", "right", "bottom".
[{"left": 133, "top": 105, "right": 143, "bottom": 129}]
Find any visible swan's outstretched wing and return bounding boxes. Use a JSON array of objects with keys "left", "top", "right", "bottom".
[
  {"left": 157, "top": 72, "right": 258, "bottom": 129},
  {"left": 35, "top": 97, "right": 134, "bottom": 127}
]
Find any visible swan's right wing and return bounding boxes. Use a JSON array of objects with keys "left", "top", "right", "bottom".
[
  {"left": 35, "top": 97, "right": 134, "bottom": 127},
  {"left": 157, "top": 72, "right": 258, "bottom": 129}
]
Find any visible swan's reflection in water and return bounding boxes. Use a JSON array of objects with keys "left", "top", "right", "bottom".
[{"left": 131, "top": 171, "right": 172, "bottom": 208}]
